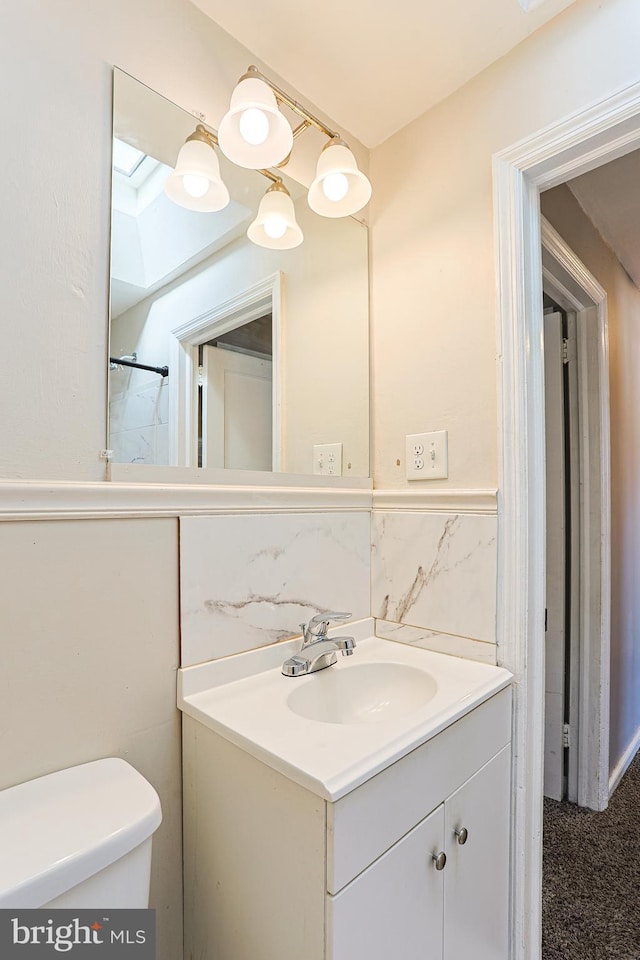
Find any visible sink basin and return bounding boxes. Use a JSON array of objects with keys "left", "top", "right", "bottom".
[
  {"left": 286, "top": 662, "right": 438, "bottom": 724},
  {"left": 178, "top": 632, "right": 513, "bottom": 800}
]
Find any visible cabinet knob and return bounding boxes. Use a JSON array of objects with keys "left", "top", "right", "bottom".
[
  {"left": 455, "top": 826, "right": 469, "bottom": 845},
  {"left": 432, "top": 851, "right": 447, "bottom": 871}
]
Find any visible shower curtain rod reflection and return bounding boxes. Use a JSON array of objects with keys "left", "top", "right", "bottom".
[{"left": 110, "top": 356, "right": 169, "bottom": 377}]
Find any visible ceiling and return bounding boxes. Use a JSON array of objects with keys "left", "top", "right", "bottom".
[
  {"left": 568, "top": 150, "right": 640, "bottom": 290},
  {"left": 191, "top": 0, "right": 578, "bottom": 147}
]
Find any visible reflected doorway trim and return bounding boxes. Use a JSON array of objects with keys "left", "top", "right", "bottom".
[
  {"left": 168, "top": 272, "right": 283, "bottom": 470},
  {"left": 542, "top": 215, "right": 610, "bottom": 812},
  {"left": 493, "top": 77, "right": 640, "bottom": 960}
]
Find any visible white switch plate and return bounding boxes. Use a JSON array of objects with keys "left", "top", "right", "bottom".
[
  {"left": 313, "top": 443, "right": 343, "bottom": 476},
  {"left": 405, "top": 431, "right": 448, "bottom": 480}
]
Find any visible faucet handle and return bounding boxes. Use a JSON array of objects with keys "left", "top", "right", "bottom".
[{"left": 302, "top": 611, "right": 352, "bottom": 643}]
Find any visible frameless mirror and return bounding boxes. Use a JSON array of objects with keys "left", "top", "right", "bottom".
[{"left": 108, "top": 70, "right": 370, "bottom": 479}]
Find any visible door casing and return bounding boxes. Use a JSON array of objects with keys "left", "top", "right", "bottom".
[
  {"left": 167, "top": 272, "right": 283, "bottom": 470},
  {"left": 491, "top": 77, "right": 640, "bottom": 959}
]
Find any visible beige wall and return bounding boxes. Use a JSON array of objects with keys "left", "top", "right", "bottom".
[
  {"left": 370, "top": 0, "right": 640, "bottom": 489},
  {"left": 541, "top": 184, "right": 640, "bottom": 774},
  {"left": 0, "top": 518, "right": 181, "bottom": 959}
]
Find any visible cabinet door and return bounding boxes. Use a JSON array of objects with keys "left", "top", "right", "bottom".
[
  {"left": 444, "top": 746, "right": 511, "bottom": 960},
  {"left": 327, "top": 804, "right": 445, "bottom": 960}
]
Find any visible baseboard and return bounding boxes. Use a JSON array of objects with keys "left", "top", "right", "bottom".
[{"left": 608, "top": 725, "right": 640, "bottom": 798}]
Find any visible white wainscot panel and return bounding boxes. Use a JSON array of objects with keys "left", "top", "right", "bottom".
[
  {"left": 180, "top": 512, "right": 371, "bottom": 666},
  {"left": 375, "top": 620, "right": 497, "bottom": 665},
  {"left": 372, "top": 512, "right": 497, "bottom": 643}
]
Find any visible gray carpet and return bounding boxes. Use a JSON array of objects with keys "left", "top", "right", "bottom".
[{"left": 543, "top": 753, "right": 640, "bottom": 959}]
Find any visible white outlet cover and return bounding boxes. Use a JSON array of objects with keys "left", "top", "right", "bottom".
[
  {"left": 405, "top": 431, "right": 448, "bottom": 480},
  {"left": 313, "top": 442, "right": 343, "bottom": 476}
]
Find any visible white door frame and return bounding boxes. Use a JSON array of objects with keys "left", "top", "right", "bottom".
[
  {"left": 167, "top": 272, "right": 283, "bottom": 469},
  {"left": 493, "top": 79, "right": 640, "bottom": 960},
  {"left": 541, "top": 217, "right": 610, "bottom": 811}
]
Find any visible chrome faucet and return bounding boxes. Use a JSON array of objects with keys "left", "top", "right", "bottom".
[{"left": 282, "top": 611, "right": 355, "bottom": 677}]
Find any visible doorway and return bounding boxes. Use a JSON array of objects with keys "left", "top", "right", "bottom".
[
  {"left": 491, "top": 81, "right": 637, "bottom": 958},
  {"left": 167, "top": 271, "right": 282, "bottom": 470},
  {"left": 540, "top": 221, "right": 610, "bottom": 814},
  {"left": 198, "top": 313, "right": 274, "bottom": 471}
]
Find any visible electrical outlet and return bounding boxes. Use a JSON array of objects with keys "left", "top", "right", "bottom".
[
  {"left": 405, "top": 431, "right": 448, "bottom": 480},
  {"left": 313, "top": 442, "right": 343, "bottom": 476}
]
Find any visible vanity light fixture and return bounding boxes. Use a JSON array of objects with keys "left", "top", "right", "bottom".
[
  {"left": 165, "top": 68, "right": 370, "bottom": 246},
  {"left": 164, "top": 125, "right": 230, "bottom": 212},
  {"left": 219, "top": 65, "right": 372, "bottom": 218},
  {"left": 247, "top": 177, "right": 303, "bottom": 250}
]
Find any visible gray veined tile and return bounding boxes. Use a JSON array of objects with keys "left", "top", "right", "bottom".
[
  {"left": 180, "top": 512, "right": 371, "bottom": 666},
  {"left": 372, "top": 511, "right": 497, "bottom": 643}
]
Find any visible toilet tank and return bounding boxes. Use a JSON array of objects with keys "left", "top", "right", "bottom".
[{"left": 0, "top": 758, "right": 162, "bottom": 909}]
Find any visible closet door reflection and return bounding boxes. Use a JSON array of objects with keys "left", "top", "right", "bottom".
[{"left": 201, "top": 344, "right": 272, "bottom": 471}]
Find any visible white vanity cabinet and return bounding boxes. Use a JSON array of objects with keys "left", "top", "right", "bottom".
[
  {"left": 182, "top": 685, "right": 511, "bottom": 960},
  {"left": 328, "top": 747, "right": 510, "bottom": 960}
]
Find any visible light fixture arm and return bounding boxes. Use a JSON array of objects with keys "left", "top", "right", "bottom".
[
  {"left": 258, "top": 168, "right": 283, "bottom": 186},
  {"left": 186, "top": 124, "right": 219, "bottom": 147}
]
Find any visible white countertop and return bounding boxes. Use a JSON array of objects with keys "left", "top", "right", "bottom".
[{"left": 178, "top": 632, "right": 512, "bottom": 801}]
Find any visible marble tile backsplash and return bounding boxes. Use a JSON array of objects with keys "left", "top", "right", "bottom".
[
  {"left": 372, "top": 511, "right": 497, "bottom": 645},
  {"left": 180, "top": 512, "right": 371, "bottom": 666},
  {"left": 375, "top": 620, "right": 497, "bottom": 665}
]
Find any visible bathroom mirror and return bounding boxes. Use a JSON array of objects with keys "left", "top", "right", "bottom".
[{"left": 108, "top": 70, "right": 370, "bottom": 479}]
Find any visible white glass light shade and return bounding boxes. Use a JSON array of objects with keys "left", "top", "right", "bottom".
[
  {"left": 308, "top": 141, "right": 372, "bottom": 218},
  {"left": 247, "top": 184, "right": 303, "bottom": 250},
  {"left": 218, "top": 77, "right": 293, "bottom": 169},
  {"left": 164, "top": 139, "right": 230, "bottom": 212}
]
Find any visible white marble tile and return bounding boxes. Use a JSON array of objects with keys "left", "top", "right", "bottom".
[
  {"left": 111, "top": 426, "right": 156, "bottom": 464},
  {"left": 372, "top": 511, "right": 497, "bottom": 643},
  {"left": 154, "top": 423, "right": 169, "bottom": 466},
  {"left": 375, "top": 620, "right": 497, "bottom": 665},
  {"left": 180, "top": 512, "right": 371, "bottom": 666},
  {"left": 111, "top": 381, "right": 163, "bottom": 433},
  {"left": 157, "top": 380, "right": 170, "bottom": 425},
  {"left": 109, "top": 396, "right": 126, "bottom": 433}
]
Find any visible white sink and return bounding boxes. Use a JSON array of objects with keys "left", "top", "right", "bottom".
[
  {"left": 286, "top": 662, "right": 438, "bottom": 724},
  {"left": 178, "top": 631, "right": 512, "bottom": 801}
]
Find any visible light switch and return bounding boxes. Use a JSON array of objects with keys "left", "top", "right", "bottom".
[
  {"left": 313, "top": 443, "right": 343, "bottom": 476},
  {"left": 405, "top": 431, "right": 448, "bottom": 480}
]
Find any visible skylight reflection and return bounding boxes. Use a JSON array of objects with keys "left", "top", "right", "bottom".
[{"left": 113, "top": 138, "right": 146, "bottom": 177}]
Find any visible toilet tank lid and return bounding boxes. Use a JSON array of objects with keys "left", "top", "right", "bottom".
[{"left": 0, "top": 758, "right": 162, "bottom": 908}]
